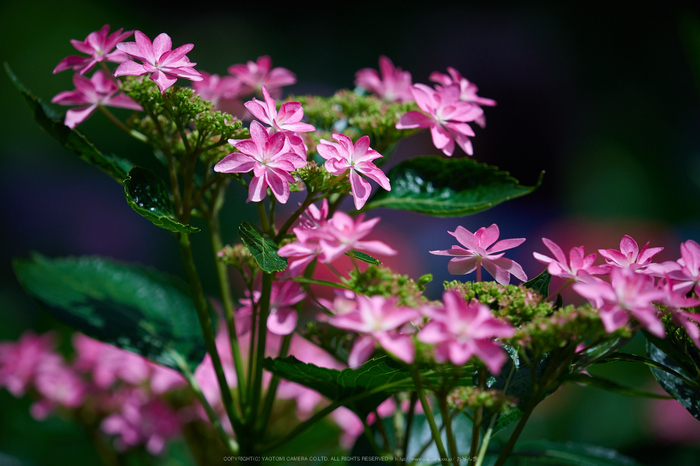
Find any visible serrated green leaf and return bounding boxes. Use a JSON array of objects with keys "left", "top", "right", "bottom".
[
  {"left": 345, "top": 249, "right": 381, "bottom": 265},
  {"left": 13, "top": 254, "right": 207, "bottom": 373},
  {"left": 363, "top": 155, "right": 542, "bottom": 216},
  {"left": 647, "top": 339, "right": 700, "bottom": 420},
  {"left": 523, "top": 269, "right": 552, "bottom": 297},
  {"left": 239, "top": 221, "right": 287, "bottom": 273},
  {"left": 564, "top": 373, "right": 672, "bottom": 399},
  {"left": 5, "top": 63, "right": 134, "bottom": 183},
  {"left": 124, "top": 167, "right": 200, "bottom": 233},
  {"left": 506, "top": 440, "right": 640, "bottom": 465}
]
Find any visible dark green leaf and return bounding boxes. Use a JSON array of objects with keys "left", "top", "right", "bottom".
[
  {"left": 124, "top": 167, "right": 199, "bottom": 233},
  {"left": 345, "top": 250, "right": 381, "bottom": 265},
  {"left": 647, "top": 338, "right": 700, "bottom": 420},
  {"left": 239, "top": 221, "right": 287, "bottom": 273},
  {"left": 13, "top": 254, "right": 207, "bottom": 373},
  {"left": 505, "top": 440, "right": 640, "bottom": 465},
  {"left": 523, "top": 269, "right": 552, "bottom": 297},
  {"left": 572, "top": 339, "right": 627, "bottom": 372},
  {"left": 5, "top": 63, "right": 133, "bottom": 183},
  {"left": 363, "top": 155, "right": 542, "bottom": 216},
  {"left": 564, "top": 373, "right": 672, "bottom": 399},
  {"left": 596, "top": 352, "right": 700, "bottom": 389}
]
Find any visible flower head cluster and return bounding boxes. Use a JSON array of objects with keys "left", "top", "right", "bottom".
[
  {"left": 429, "top": 67, "right": 497, "bottom": 128},
  {"left": 355, "top": 56, "right": 414, "bottom": 102},
  {"left": 237, "top": 281, "right": 306, "bottom": 335},
  {"left": 533, "top": 238, "right": 608, "bottom": 281},
  {"left": 228, "top": 55, "right": 296, "bottom": 99}
]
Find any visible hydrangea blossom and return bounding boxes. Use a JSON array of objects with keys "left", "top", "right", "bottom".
[
  {"left": 316, "top": 133, "right": 391, "bottom": 210},
  {"left": 51, "top": 70, "right": 142, "bottom": 128},
  {"left": 237, "top": 280, "right": 306, "bottom": 335},
  {"left": 663, "top": 240, "right": 700, "bottom": 295},
  {"left": 429, "top": 67, "right": 496, "bottom": 128},
  {"left": 598, "top": 235, "right": 664, "bottom": 273},
  {"left": 355, "top": 55, "right": 414, "bottom": 102},
  {"left": 328, "top": 295, "right": 420, "bottom": 368},
  {"left": 418, "top": 290, "right": 515, "bottom": 374},
  {"left": 214, "top": 120, "right": 306, "bottom": 203},
  {"left": 53, "top": 24, "right": 133, "bottom": 75},
  {"left": 533, "top": 238, "right": 608, "bottom": 281},
  {"left": 192, "top": 71, "right": 244, "bottom": 106},
  {"left": 0, "top": 331, "right": 59, "bottom": 397},
  {"left": 396, "top": 83, "right": 483, "bottom": 156},
  {"left": 430, "top": 224, "right": 527, "bottom": 285},
  {"left": 228, "top": 55, "right": 296, "bottom": 99},
  {"left": 115, "top": 31, "right": 202, "bottom": 94}
]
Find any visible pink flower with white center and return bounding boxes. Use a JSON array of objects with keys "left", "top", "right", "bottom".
[
  {"left": 396, "top": 83, "right": 483, "bottom": 156},
  {"left": 429, "top": 67, "right": 496, "bottom": 128},
  {"left": 316, "top": 133, "right": 391, "bottom": 210},
  {"left": 355, "top": 55, "right": 414, "bottom": 102},
  {"left": 192, "top": 71, "right": 244, "bottom": 106},
  {"left": 245, "top": 85, "right": 315, "bottom": 158},
  {"left": 0, "top": 331, "right": 59, "bottom": 397},
  {"left": 329, "top": 295, "right": 420, "bottom": 368},
  {"left": 598, "top": 235, "right": 664, "bottom": 273},
  {"left": 53, "top": 24, "right": 134, "bottom": 75},
  {"left": 418, "top": 290, "right": 515, "bottom": 374},
  {"left": 114, "top": 31, "right": 202, "bottom": 94},
  {"left": 533, "top": 238, "right": 608, "bottom": 281},
  {"left": 319, "top": 211, "right": 397, "bottom": 263},
  {"left": 214, "top": 120, "right": 306, "bottom": 203},
  {"left": 51, "top": 70, "right": 142, "bottom": 128},
  {"left": 430, "top": 224, "right": 527, "bottom": 285},
  {"left": 228, "top": 55, "right": 296, "bottom": 99},
  {"left": 237, "top": 281, "right": 306, "bottom": 335},
  {"left": 573, "top": 268, "right": 667, "bottom": 337}
]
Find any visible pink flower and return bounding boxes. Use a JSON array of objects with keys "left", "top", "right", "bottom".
[
  {"left": 237, "top": 280, "right": 306, "bottom": 335},
  {"left": 0, "top": 331, "right": 59, "bottom": 397},
  {"left": 573, "top": 268, "right": 667, "bottom": 337},
  {"left": 598, "top": 235, "right": 664, "bottom": 273},
  {"left": 396, "top": 83, "right": 483, "bottom": 156},
  {"left": 72, "top": 334, "right": 150, "bottom": 388},
  {"left": 657, "top": 278, "right": 700, "bottom": 349},
  {"left": 228, "top": 55, "right": 296, "bottom": 99},
  {"left": 429, "top": 67, "right": 496, "bottom": 128},
  {"left": 430, "top": 224, "right": 527, "bottom": 285},
  {"left": 328, "top": 295, "right": 420, "bottom": 368},
  {"left": 192, "top": 71, "right": 244, "bottom": 106},
  {"left": 533, "top": 238, "right": 608, "bottom": 281},
  {"left": 214, "top": 120, "right": 306, "bottom": 203},
  {"left": 54, "top": 24, "right": 134, "bottom": 75},
  {"left": 51, "top": 70, "right": 142, "bottom": 128},
  {"left": 354, "top": 55, "right": 414, "bottom": 102},
  {"left": 418, "top": 290, "right": 515, "bottom": 374},
  {"left": 115, "top": 31, "right": 202, "bottom": 94},
  {"left": 316, "top": 133, "right": 391, "bottom": 210},
  {"left": 245, "top": 85, "right": 315, "bottom": 158},
  {"left": 32, "top": 358, "right": 86, "bottom": 419},
  {"left": 665, "top": 240, "right": 700, "bottom": 295}
]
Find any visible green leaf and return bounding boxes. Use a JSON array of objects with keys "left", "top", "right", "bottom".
[
  {"left": 124, "top": 167, "right": 200, "bottom": 233},
  {"left": 564, "top": 373, "right": 672, "bottom": 399},
  {"left": 572, "top": 338, "right": 628, "bottom": 372},
  {"left": 239, "top": 221, "right": 287, "bottom": 273},
  {"left": 647, "top": 338, "right": 700, "bottom": 420},
  {"left": 5, "top": 63, "right": 133, "bottom": 183},
  {"left": 345, "top": 249, "right": 381, "bottom": 265},
  {"left": 505, "top": 440, "right": 640, "bottom": 465},
  {"left": 595, "top": 352, "right": 700, "bottom": 389},
  {"left": 363, "top": 155, "right": 542, "bottom": 216},
  {"left": 13, "top": 254, "right": 207, "bottom": 373},
  {"left": 523, "top": 269, "right": 552, "bottom": 297}
]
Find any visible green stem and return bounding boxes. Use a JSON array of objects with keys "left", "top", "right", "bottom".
[
  {"left": 492, "top": 397, "right": 539, "bottom": 466},
  {"left": 97, "top": 105, "right": 148, "bottom": 143},
  {"left": 411, "top": 367, "right": 450, "bottom": 466},
  {"left": 401, "top": 392, "right": 418, "bottom": 465},
  {"left": 257, "top": 201, "right": 271, "bottom": 235},
  {"left": 250, "top": 272, "right": 273, "bottom": 428},
  {"left": 258, "top": 333, "right": 292, "bottom": 435},
  {"left": 470, "top": 370, "right": 487, "bottom": 459},
  {"left": 475, "top": 415, "right": 497, "bottom": 466},
  {"left": 274, "top": 192, "right": 315, "bottom": 242},
  {"left": 438, "top": 395, "right": 459, "bottom": 466}
]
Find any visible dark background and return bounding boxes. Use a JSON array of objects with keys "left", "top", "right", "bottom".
[{"left": 2, "top": 1, "right": 700, "bottom": 464}]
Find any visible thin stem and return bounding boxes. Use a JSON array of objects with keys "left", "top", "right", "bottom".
[
  {"left": 257, "top": 201, "right": 271, "bottom": 235},
  {"left": 401, "top": 392, "right": 418, "bottom": 465},
  {"left": 492, "top": 397, "right": 539, "bottom": 466},
  {"left": 546, "top": 278, "right": 575, "bottom": 302},
  {"left": 258, "top": 333, "right": 292, "bottom": 435},
  {"left": 438, "top": 395, "right": 459, "bottom": 466},
  {"left": 274, "top": 192, "right": 315, "bottom": 242},
  {"left": 250, "top": 272, "right": 273, "bottom": 427},
  {"left": 410, "top": 367, "right": 450, "bottom": 466},
  {"left": 97, "top": 105, "right": 148, "bottom": 143},
  {"left": 475, "top": 414, "right": 498, "bottom": 466},
  {"left": 470, "top": 370, "right": 487, "bottom": 459}
]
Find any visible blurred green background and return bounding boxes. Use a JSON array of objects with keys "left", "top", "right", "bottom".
[{"left": 2, "top": 0, "right": 700, "bottom": 464}]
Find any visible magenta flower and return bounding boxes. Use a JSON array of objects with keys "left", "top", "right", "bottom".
[
  {"left": 418, "top": 290, "right": 515, "bottom": 374},
  {"left": 665, "top": 240, "right": 700, "bottom": 295},
  {"left": 114, "top": 31, "right": 202, "bottom": 94},
  {"left": 237, "top": 281, "right": 306, "bottom": 335},
  {"left": 657, "top": 278, "right": 700, "bottom": 349},
  {"left": 228, "top": 55, "right": 296, "bottom": 99},
  {"left": 430, "top": 224, "right": 527, "bottom": 285},
  {"left": 192, "top": 71, "right": 244, "bottom": 106},
  {"left": 396, "top": 83, "right": 483, "bottom": 156},
  {"left": 573, "top": 268, "right": 667, "bottom": 337},
  {"left": 598, "top": 235, "right": 664, "bottom": 273},
  {"left": 317, "top": 133, "right": 391, "bottom": 210},
  {"left": 51, "top": 70, "right": 142, "bottom": 128},
  {"left": 0, "top": 331, "right": 58, "bottom": 397},
  {"left": 355, "top": 55, "right": 414, "bottom": 102},
  {"left": 53, "top": 24, "right": 133, "bottom": 75},
  {"left": 214, "top": 120, "right": 306, "bottom": 203},
  {"left": 329, "top": 295, "right": 420, "bottom": 368},
  {"left": 533, "top": 238, "right": 608, "bottom": 281},
  {"left": 429, "top": 67, "right": 496, "bottom": 128}
]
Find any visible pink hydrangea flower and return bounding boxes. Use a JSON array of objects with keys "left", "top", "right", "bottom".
[
  {"left": 214, "top": 120, "right": 306, "bottom": 203},
  {"left": 664, "top": 240, "right": 700, "bottom": 295},
  {"left": 418, "top": 290, "right": 515, "bottom": 374},
  {"left": 192, "top": 71, "right": 244, "bottom": 106},
  {"left": 53, "top": 24, "right": 133, "bottom": 75},
  {"left": 72, "top": 334, "right": 151, "bottom": 389},
  {"left": 598, "top": 235, "right": 664, "bottom": 273},
  {"left": 228, "top": 55, "right": 296, "bottom": 99},
  {"left": 533, "top": 238, "right": 608, "bottom": 281},
  {"left": 115, "top": 31, "right": 202, "bottom": 94},
  {"left": 328, "top": 295, "right": 420, "bottom": 368},
  {"left": 316, "top": 133, "right": 391, "bottom": 210},
  {"left": 354, "top": 55, "right": 414, "bottom": 102},
  {"left": 237, "top": 280, "right": 306, "bottom": 335},
  {"left": 32, "top": 358, "right": 86, "bottom": 419},
  {"left": 573, "top": 268, "right": 667, "bottom": 337},
  {"left": 430, "top": 224, "right": 527, "bottom": 285},
  {"left": 51, "top": 70, "right": 142, "bottom": 128},
  {"left": 657, "top": 278, "right": 700, "bottom": 349},
  {"left": 396, "top": 83, "right": 483, "bottom": 156},
  {"left": 0, "top": 331, "right": 59, "bottom": 397},
  {"left": 429, "top": 67, "right": 496, "bottom": 128}
]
